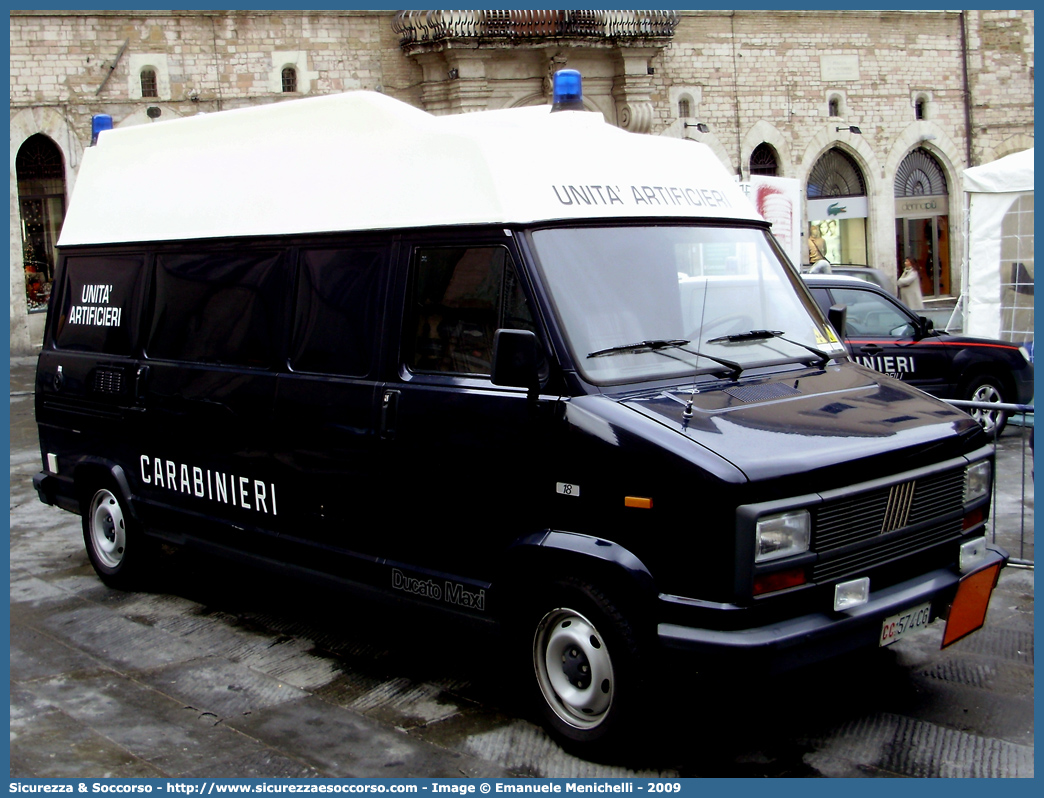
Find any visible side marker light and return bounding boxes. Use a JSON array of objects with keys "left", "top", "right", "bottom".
[
  {"left": 753, "top": 567, "right": 807, "bottom": 596},
  {"left": 624, "top": 496, "right": 653, "bottom": 510},
  {"left": 942, "top": 562, "right": 1001, "bottom": 647}
]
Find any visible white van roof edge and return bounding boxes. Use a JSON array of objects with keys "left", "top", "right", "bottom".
[{"left": 58, "top": 90, "right": 760, "bottom": 247}]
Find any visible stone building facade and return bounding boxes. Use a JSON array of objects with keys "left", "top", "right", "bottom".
[{"left": 10, "top": 9, "right": 1034, "bottom": 353}]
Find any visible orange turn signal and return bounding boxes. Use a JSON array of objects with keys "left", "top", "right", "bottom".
[
  {"left": 624, "top": 496, "right": 653, "bottom": 509},
  {"left": 962, "top": 507, "right": 985, "bottom": 531}
]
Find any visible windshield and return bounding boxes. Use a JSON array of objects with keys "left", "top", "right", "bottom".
[{"left": 529, "top": 225, "right": 844, "bottom": 385}]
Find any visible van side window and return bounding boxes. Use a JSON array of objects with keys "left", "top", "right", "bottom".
[
  {"left": 408, "top": 245, "right": 535, "bottom": 375},
  {"left": 54, "top": 255, "right": 143, "bottom": 355},
  {"left": 147, "top": 250, "right": 285, "bottom": 367},
  {"left": 290, "top": 247, "right": 386, "bottom": 376}
]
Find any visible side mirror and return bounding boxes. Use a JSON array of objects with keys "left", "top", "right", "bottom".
[
  {"left": 491, "top": 329, "right": 542, "bottom": 398},
  {"left": 827, "top": 304, "right": 847, "bottom": 340},
  {"left": 917, "top": 315, "right": 935, "bottom": 338}
]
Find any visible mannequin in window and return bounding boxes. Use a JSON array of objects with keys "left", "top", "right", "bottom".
[{"left": 808, "top": 223, "right": 828, "bottom": 266}]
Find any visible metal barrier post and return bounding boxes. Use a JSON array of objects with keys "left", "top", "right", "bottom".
[{"left": 945, "top": 399, "right": 1033, "bottom": 568}]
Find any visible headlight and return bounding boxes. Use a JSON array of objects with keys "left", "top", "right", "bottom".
[
  {"left": 755, "top": 510, "right": 811, "bottom": 563},
  {"left": 964, "top": 460, "right": 991, "bottom": 503}
]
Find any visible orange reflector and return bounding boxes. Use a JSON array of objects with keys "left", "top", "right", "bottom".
[
  {"left": 624, "top": 496, "right": 653, "bottom": 509},
  {"left": 942, "top": 562, "right": 1001, "bottom": 648},
  {"left": 753, "top": 567, "right": 807, "bottom": 596},
  {"left": 962, "top": 507, "right": 985, "bottom": 531}
]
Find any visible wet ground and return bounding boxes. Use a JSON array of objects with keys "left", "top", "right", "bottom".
[{"left": 9, "top": 356, "right": 1034, "bottom": 778}]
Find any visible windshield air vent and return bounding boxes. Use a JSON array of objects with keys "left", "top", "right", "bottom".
[{"left": 723, "top": 383, "right": 800, "bottom": 403}]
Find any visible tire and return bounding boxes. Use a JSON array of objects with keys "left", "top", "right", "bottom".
[
  {"left": 81, "top": 482, "right": 152, "bottom": 589},
  {"left": 528, "top": 579, "right": 646, "bottom": 757},
  {"left": 962, "top": 374, "right": 1008, "bottom": 436}
]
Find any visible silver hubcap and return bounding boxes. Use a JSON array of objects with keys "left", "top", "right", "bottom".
[
  {"left": 89, "top": 489, "right": 126, "bottom": 569},
  {"left": 970, "top": 383, "right": 1003, "bottom": 433},
  {"left": 533, "top": 607, "right": 614, "bottom": 730}
]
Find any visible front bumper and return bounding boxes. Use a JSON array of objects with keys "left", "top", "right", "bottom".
[
  {"left": 658, "top": 547, "right": 1007, "bottom": 673},
  {"left": 34, "top": 470, "right": 81, "bottom": 515},
  {"left": 1013, "top": 366, "right": 1034, "bottom": 406}
]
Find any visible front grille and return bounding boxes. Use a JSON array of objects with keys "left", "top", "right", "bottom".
[
  {"left": 812, "top": 519, "right": 962, "bottom": 582},
  {"left": 814, "top": 468, "right": 965, "bottom": 552},
  {"left": 810, "top": 466, "right": 966, "bottom": 584}
]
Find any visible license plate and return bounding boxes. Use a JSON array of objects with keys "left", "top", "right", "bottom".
[{"left": 879, "top": 602, "right": 932, "bottom": 647}]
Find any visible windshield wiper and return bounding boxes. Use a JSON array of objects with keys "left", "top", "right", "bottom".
[
  {"left": 588, "top": 338, "right": 742, "bottom": 379},
  {"left": 706, "top": 329, "right": 832, "bottom": 367},
  {"left": 588, "top": 339, "right": 690, "bottom": 358}
]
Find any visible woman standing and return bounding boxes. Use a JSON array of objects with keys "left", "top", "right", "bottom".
[{"left": 897, "top": 257, "right": 924, "bottom": 309}]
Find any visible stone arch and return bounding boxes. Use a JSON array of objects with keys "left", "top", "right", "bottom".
[
  {"left": 741, "top": 120, "right": 794, "bottom": 180},
  {"left": 801, "top": 135, "right": 884, "bottom": 273},
  {"left": 981, "top": 133, "right": 1035, "bottom": 165},
  {"left": 799, "top": 132, "right": 882, "bottom": 198},
  {"left": 11, "top": 106, "right": 85, "bottom": 179},
  {"left": 886, "top": 122, "right": 964, "bottom": 295},
  {"left": 10, "top": 106, "right": 84, "bottom": 353},
  {"left": 885, "top": 121, "right": 962, "bottom": 192}
]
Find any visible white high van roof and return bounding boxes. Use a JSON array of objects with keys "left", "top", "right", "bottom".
[{"left": 58, "top": 90, "right": 760, "bottom": 247}]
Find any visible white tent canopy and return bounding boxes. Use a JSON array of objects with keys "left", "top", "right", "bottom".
[{"left": 962, "top": 148, "right": 1034, "bottom": 343}]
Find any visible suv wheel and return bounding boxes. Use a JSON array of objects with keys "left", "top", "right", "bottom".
[{"left": 963, "top": 375, "right": 1008, "bottom": 436}]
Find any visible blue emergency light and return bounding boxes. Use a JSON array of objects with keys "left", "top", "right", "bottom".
[
  {"left": 551, "top": 69, "right": 585, "bottom": 112},
  {"left": 91, "top": 114, "right": 113, "bottom": 145}
]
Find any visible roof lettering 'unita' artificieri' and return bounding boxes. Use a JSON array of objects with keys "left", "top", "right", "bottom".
[{"left": 58, "top": 90, "right": 760, "bottom": 247}]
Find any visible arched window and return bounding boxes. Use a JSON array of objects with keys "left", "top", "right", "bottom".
[
  {"left": 828, "top": 95, "right": 841, "bottom": 117},
  {"left": 915, "top": 95, "right": 927, "bottom": 120},
  {"left": 749, "top": 143, "right": 779, "bottom": 177},
  {"left": 678, "top": 98, "right": 691, "bottom": 119},
  {"left": 807, "top": 148, "right": 869, "bottom": 268},
  {"left": 895, "top": 148, "right": 947, "bottom": 197},
  {"left": 16, "top": 135, "right": 66, "bottom": 312},
  {"left": 808, "top": 147, "right": 865, "bottom": 198},
  {"left": 140, "top": 68, "right": 158, "bottom": 98},
  {"left": 895, "top": 148, "right": 950, "bottom": 297},
  {"left": 281, "top": 66, "right": 297, "bottom": 93}
]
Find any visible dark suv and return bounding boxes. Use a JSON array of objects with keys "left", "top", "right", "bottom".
[{"left": 804, "top": 274, "right": 1033, "bottom": 434}]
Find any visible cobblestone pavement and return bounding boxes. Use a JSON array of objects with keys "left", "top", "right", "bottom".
[{"left": 9, "top": 356, "right": 1034, "bottom": 778}]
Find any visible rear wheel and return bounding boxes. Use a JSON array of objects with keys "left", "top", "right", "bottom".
[
  {"left": 81, "top": 482, "right": 153, "bottom": 589},
  {"left": 528, "top": 579, "right": 646, "bottom": 756},
  {"left": 963, "top": 375, "right": 1008, "bottom": 436}
]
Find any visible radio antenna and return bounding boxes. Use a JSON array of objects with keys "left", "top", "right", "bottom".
[{"left": 683, "top": 275, "right": 711, "bottom": 419}]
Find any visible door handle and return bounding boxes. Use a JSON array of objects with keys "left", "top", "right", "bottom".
[
  {"left": 380, "top": 389, "right": 400, "bottom": 440},
  {"left": 859, "top": 344, "right": 884, "bottom": 355},
  {"left": 133, "top": 365, "right": 150, "bottom": 409}
]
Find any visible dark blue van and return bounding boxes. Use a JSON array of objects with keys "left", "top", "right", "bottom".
[{"left": 33, "top": 75, "right": 1006, "bottom": 755}]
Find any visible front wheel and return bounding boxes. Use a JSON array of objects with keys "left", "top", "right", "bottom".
[
  {"left": 528, "top": 580, "right": 646, "bottom": 756},
  {"left": 963, "top": 375, "right": 1008, "bottom": 436},
  {"left": 82, "top": 483, "right": 153, "bottom": 589}
]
